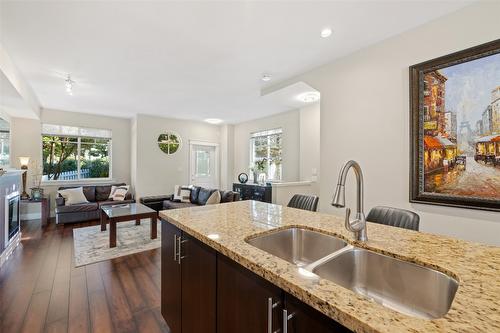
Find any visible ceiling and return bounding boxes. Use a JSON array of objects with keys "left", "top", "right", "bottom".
[{"left": 0, "top": 1, "right": 471, "bottom": 123}]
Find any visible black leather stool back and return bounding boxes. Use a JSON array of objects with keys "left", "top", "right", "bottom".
[
  {"left": 287, "top": 194, "right": 319, "bottom": 212},
  {"left": 366, "top": 206, "right": 420, "bottom": 231}
]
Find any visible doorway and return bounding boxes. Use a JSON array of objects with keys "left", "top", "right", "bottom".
[{"left": 189, "top": 141, "right": 219, "bottom": 188}]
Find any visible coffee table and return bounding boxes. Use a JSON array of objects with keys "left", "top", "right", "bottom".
[{"left": 100, "top": 203, "right": 157, "bottom": 248}]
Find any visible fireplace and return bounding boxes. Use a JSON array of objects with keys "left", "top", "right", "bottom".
[{"left": 5, "top": 191, "right": 20, "bottom": 246}]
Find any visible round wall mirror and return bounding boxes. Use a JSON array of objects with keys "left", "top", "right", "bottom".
[{"left": 158, "top": 132, "right": 181, "bottom": 155}]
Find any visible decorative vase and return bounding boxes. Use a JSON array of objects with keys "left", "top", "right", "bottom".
[
  {"left": 30, "top": 187, "right": 44, "bottom": 201},
  {"left": 253, "top": 172, "right": 258, "bottom": 184}
]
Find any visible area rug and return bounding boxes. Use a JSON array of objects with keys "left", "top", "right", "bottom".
[{"left": 73, "top": 219, "right": 161, "bottom": 267}]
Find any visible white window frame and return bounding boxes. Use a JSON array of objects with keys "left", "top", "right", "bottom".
[
  {"left": 249, "top": 128, "right": 283, "bottom": 182},
  {"left": 0, "top": 130, "right": 10, "bottom": 168},
  {"left": 41, "top": 124, "right": 113, "bottom": 184}
]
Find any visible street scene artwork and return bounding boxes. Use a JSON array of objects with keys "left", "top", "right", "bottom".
[{"left": 410, "top": 40, "right": 500, "bottom": 211}]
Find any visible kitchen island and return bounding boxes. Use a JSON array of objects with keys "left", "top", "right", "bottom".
[{"left": 159, "top": 200, "right": 500, "bottom": 333}]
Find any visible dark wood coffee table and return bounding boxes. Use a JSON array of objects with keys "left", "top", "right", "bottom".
[{"left": 100, "top": 203, "right": 157, "bottom": 248}]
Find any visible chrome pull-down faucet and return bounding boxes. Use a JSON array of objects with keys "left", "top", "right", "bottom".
[{"left": 331, "top": 160, "right": 367, "bottom": 242}]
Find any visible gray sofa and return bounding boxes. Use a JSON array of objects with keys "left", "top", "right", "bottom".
[
  {"left": 140, "top": 186, "right": 240, "bottom": 211},
  {"left": 55, "top": 183, "right": 134, "bottom": 224}
]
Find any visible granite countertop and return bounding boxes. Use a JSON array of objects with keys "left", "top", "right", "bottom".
[{"left": 159, "top": 200, "right": 500, "bottom": 333}]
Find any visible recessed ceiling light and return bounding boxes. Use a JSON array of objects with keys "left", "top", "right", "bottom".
[
  {"left": 261, "top": 74, "right": 272, "bottom": 82},
  {"left": 205, "top": 118, "right": 223, "bottom": 125},
  {"left": 321, "top": 27, "right": 332, "bottom": 38},
  {"left": 297, "top": 91, "right": 320, "bottom": 103}
]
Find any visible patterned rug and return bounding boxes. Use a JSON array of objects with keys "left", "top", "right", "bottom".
[{"left": 73, "top": 219, "right": 161, "bottom": 267}]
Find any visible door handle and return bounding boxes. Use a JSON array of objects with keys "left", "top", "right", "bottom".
[
  {"left": 267, "top": 297, "right": 280, "bottom": 333},
  {"left": 282, "top": 309, "right": 294, "bottom": 333}
]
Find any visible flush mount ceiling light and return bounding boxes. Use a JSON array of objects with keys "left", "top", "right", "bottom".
[
  {"left": 65, "top": 74, "right": 75, "bottom": 95},
  {"left": 321, "top": 27, "right": 332, "bottom": 38},
  {"left": 261, "top": 74, "right": 272, "bottom": 82},
  {"left": 297, "top": 91, "right": 320, "bottom": 103},
  {"left": 205, "top": 118, "right": 223, "bottom": 125}
]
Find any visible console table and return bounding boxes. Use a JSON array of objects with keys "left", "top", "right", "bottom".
[
  {"left": 20, "top": 197, "right": 50, "bottom": 226},
  {"left": 232, "top": 183, "right": 272, "bottom": 203}
]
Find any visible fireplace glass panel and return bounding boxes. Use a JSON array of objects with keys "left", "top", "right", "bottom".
[{"left": 8, "top": 195, "right": 20, "bottom": 241}]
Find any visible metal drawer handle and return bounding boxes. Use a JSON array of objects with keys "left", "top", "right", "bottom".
[
  {"left": 177, "top": 236, "right": 188, "bottom": 264},
  {"left": 282, "top": 309, "right": 294, "bottom": 333},
  {"left": 267, "top": 297, "right": 280, "bottom": 333},
  {"left": 173, "top": 234, "right": 178, "bottom": 261}
]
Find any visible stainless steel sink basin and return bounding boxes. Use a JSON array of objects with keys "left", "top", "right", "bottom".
[
  {"left": 246, "top": 227, "right": 347, "bottom": 266},
  {"left": 311, "top": 247, "right": 459, "bottom": 319}
]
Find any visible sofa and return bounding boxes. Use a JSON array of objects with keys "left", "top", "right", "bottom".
[
  {"left": 140, "top": 186, "right": 240, "bottom": 211},
  {"left": 55, "top": 183, "right": 134, "bottom": 224}
]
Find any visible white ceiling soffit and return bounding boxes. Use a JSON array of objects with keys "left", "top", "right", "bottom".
[
  {"left": 0, "top": 1, "right": 472, "bottom": 123},
  {"left": 0, "top": 43, "right": 41, "bottom": 119},
  {"left": 261, "top": 82, "right": 319, "bottom": 111},
  {"left": 0, "top": 70, "right": 39, "bottom": 119}
]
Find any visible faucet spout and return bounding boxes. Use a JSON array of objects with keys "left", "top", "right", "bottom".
[{"left": 331, "top": 160, "right": 367, "bottom": 242}]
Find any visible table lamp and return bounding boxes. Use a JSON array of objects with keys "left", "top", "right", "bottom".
[{"left": 19, "top": 156, "right": 30, "bottom": 200}]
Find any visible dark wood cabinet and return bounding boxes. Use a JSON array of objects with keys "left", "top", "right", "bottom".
[
  {"left": 233, "top": 183, "right": 272, "bottom": 203},
  {"left": 284, "top": 294, "right": 352, "bottom": 333},
  {"left": 217, "top": 255, "right": 282, "bottom": 333},
  {"left": 161, "top": 221, "right": 216, "bottom": 333},
  {"left": 161, "top": 221, "right": 182, "bottom": 333},
  {"left": 161, "top": 220, "right": 351, "bottom": 333},
  {"left": 181, "top": 233, "right": 217, "bottom": 333}
]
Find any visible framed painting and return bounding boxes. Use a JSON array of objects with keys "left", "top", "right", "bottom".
[{"left": 410, "top": 39, "right": 500, "bottom": 212}]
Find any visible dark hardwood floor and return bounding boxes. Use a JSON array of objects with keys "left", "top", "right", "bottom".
[{"left": 0, "top": 219, "right": 169, "bottom": 333}]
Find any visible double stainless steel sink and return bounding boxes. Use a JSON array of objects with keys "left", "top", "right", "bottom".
[{"left": 246, "top": 227, "right": 459, "bottom": 319}]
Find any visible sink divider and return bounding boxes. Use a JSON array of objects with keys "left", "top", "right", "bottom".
[{"left": 303, "top": 245, "right": 354, "bottom": 273}]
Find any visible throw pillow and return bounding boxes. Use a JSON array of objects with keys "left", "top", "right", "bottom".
[
  {"left": 197, "top": 188, "right": 215, "bottom": 205},
  {"left": 190, "top": 186, "right": 201, "bottom": 204},
  {"left": 58, "top": 187, "right": 89, "bottom": 206},
  {"left": 111, "top": 186, "right": 129, "bottom": 201},
  {"left": 108, "top": 185, "right": 117, "bottom": 199},
  {"left": 220, "top": 190, "right": 236, "bottom": 203},
  {"left": 205, "top": 190, "right": 221, "bottom": 205},
  {"left": 173, "top": 185, "right": 191, "bottom": 203}
]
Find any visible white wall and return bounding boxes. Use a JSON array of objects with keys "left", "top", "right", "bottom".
[
  {"left": 299, "top": 103, "right": 320, "bottom": 195},
  {"left": 233, "top": 109, "right": 301, "bottom": 182},
  {"left": 272, "top": 181, "right": 317, "bottom": 206},
  {"left": 10, "top": 117, "right": 41, "bottom": 175},
  {"left": 220, "top": 124, "right": 235, "bottom": 191},
  {"left": 281, "top": 2, "right": 500, "bottom": 245},
  {"left": 134, "top": 114, "right": 221, "bottom": 198},
  {"left": 130, "top": 116, "right": 137, "bottom": 193}
]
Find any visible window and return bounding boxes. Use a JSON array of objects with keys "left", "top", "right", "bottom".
[
  {"left": 195, "top": 150, "right": 210, "bottom": 176},
  {"left": 157, "top": 132, "right": 181, "bottom": 155},
  {"left": 250, "top": 128, "right": 282, "bottom": 181},
  {"left": 0, "top": 118, "right": 10, "bottom": 166},
  {"left": 42, "top": 124, "right": 111, "bottom": 181}
]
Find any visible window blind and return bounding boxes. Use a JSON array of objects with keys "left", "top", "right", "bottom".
[
  {"left": 42, "top": 124, "right": 112, "bottom": 139},
  {"left": 250, "top": 128, "right": 282, "bottom": 138}
]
